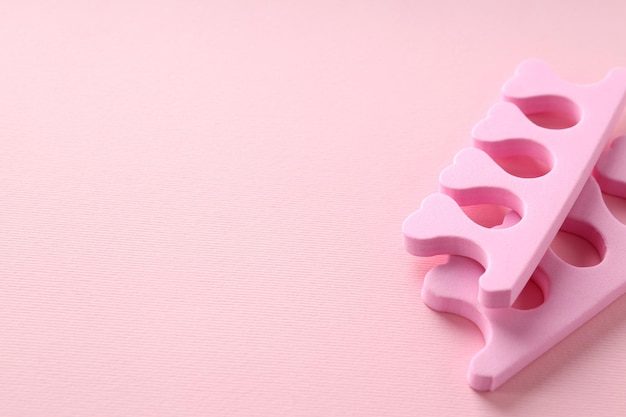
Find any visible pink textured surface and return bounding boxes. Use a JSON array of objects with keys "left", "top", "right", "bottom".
[{"left": 3, "top": 1, "right": 626, "bottom": 415}]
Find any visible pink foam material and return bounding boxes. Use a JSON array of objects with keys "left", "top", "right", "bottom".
[
  {"left": 422, "top": 175, "right": 626, "bottom": 391},
  {"left": 403, "top": 60, "right": 626, "bottom": 308},
  {"left": 595, "top": 135, "right": 626, "bottom": 198}
]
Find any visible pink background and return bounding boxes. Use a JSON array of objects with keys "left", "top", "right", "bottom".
[{"left": 2, "top": 1, "right": 626, "bottom": 415}]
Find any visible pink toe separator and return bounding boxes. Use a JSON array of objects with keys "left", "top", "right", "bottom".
[
  {"left": 403, "top": 59, "right": 626, "bottom": 308},
  {"left": 403, "top": 60, "right": 626, "bottom": 390}
]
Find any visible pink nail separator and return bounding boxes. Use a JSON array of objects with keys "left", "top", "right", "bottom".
[
  {"left": 403, "top": 60, "right": 626, "bottom": 390},
  {"left": 403, "top": 59, "right": 626, "bottom": 308}
]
